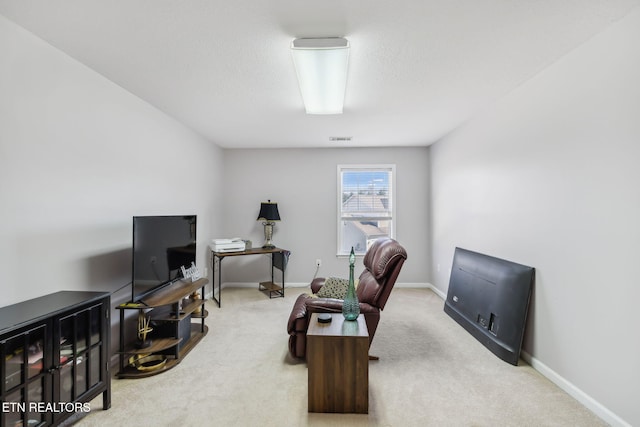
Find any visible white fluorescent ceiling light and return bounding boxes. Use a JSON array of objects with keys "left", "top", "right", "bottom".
[{"left": 291, "top": 37, "right": 350, "bottom": 115}]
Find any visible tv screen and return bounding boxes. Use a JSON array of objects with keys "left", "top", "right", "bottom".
[{"left": 132, "top": 215, "right": 197, "bottom": 302}]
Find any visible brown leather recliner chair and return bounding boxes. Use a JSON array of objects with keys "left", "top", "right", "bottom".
[{"left": 287, "top": 238, "right": 407, "bottom": 359}]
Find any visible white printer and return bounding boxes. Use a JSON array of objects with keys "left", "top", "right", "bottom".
[{"left": 211, "top": 238, "right": 246, "bottom": 253}]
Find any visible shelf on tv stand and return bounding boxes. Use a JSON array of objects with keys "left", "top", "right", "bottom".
[
  {"left": 119, "top": 337, "right": 183, "bottom": 355},
  {"left": 117, "top": 324, "right": 208, "bottom": 379},
  {"left": 117, "top": 278, "right": 209, "bottom": 379},
  {"left": 140, "top": 278, "right": 208, "bottom": 307}
]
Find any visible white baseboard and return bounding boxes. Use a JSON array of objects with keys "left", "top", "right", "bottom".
[
  {"left": 215, "top": 281, "right": 431, "bottom": 290},
  {"left": 425, "top": 283, "right": 629, "bottom": 427},
  {"left": 425, "top": 282, "right": 447, "bottom": 299},
  {"left": 395, "top": 282, "right": 430, "bottom": 289},
  {"left": 520, "top": 351, "right": 630, "bottom": 427},
  {"left": 210, "top": 282, "right": 307, "bottom": 291},
  {"left": 205, "top": 281, "right": 433, "bottom": 301}
]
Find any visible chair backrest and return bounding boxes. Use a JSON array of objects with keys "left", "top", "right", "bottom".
[{"left": 356, "top": 238, "right": 407, "bottom": 310}]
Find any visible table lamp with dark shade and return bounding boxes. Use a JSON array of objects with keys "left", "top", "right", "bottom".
[{"left": 257, "top": 200, "right": 281, "bottom": 248}]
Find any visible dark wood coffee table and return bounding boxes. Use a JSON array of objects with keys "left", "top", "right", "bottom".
[{"left": 307, "top": 313, "right": 369, "bottom": 413}]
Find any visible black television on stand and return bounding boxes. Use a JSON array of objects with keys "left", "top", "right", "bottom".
[{"left": 131, "top": 215, "right": 197, "bottom": 303}]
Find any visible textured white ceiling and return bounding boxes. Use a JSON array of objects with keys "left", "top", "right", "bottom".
[{"left": 1, "top": 0, "right": 639, "bottom": 148}]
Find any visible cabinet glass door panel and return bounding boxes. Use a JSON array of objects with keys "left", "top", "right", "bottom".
[
  {"left": 59, "top": 316, "right": 75, "bottom": 364},
  {"left": 26, "top": 377, "right": 45, "bottom": 425},
  {"left": 75, "top": 355, "right": 87, "bottom": 397},
  {"left": 60, "top": 311, "right": 85, "bottom": 401},
  {"left": 4, "top": 349, "right": 24, "bottom": 392},
  {"left": 90, "top": 305, "right": 101, "bottom": 346},
  {"left": 58, "top": 358, "right": 92, "bottom": 414},
  {"left": 26, "top": 327, "right": 45, "bottom": 380},
  {"left": 3, "top": 389, "right": 22, "bottom": 427},
  {"left": 59, "top": 358, "right": 73, "bottom": 403},
  {"left": 89, "top": 346, "right": 101, "bottom": 388},
  {"left": 74, "top": 310, "right": 89, "bottom": 355},
  {"left": 4, "top": 335, "right": 27, "bottom": 391},
  {"left": 2, "top": 325, "right": 46, "bottom": 391}
]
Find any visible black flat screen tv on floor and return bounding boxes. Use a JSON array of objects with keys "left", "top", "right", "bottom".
[
  {"left": 444, "top": 247, "right": 534, "bottom": 365},
  {"left": 131, "top": 215, "right": 197, "bottom": 303}
]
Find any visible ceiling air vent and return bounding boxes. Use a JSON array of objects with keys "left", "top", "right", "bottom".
[{"left": 329, "top": 137, "right": 352, "bottom": 142}]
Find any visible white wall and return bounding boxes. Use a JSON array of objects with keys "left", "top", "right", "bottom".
[
  {"left": 0, "top": 15, "right": 224, "bottom": 308},
  {"left": 429, "top": 8, "right": 640, "bottom": 427},
  {"left": 221, "top": 147, "right": 429, "bottom": 287}
]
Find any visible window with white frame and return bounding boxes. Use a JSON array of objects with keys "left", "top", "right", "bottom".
[{"left": 337, "top": 164, "right": 395, "bottom": 256}]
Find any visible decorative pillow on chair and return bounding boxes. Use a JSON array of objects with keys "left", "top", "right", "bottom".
[{"left": 316, "top": 277, "right": 357, "bottom": 299}]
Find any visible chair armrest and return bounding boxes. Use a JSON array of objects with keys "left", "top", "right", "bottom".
[
  {"left": 306, "top": 297, "right": 343, "bottom": 313},
  {"left": 306, "top": 297, "right": 379, "bottom": 315},
  {"left": 288, "top": 294, "right": 380, "bottom": 336},
  {"left": 310, "top": 277, "right": 326, "bottom": 294},
  {"left": 287, "top": 293, "right": 312, "bottom": 334}
]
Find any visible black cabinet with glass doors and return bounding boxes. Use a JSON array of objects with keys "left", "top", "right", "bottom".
[{"left": 0, "top": 291, "right": 110, "bottom": 426}]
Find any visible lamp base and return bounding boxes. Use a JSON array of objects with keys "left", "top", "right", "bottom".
[{"left": 262, "top": 222, "right": 276, "bottom": 249}]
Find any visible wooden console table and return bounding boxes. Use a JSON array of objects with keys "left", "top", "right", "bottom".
[
  {"left": 210, "top": 247, "right": 290, "bottom": 308},
  {"left": 307, "top": 313, "right": 369, "bottom": 413}
]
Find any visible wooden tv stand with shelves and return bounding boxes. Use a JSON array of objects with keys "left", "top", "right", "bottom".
[{"left": 116, "top": 278, "right": 208, "bottom": 379}]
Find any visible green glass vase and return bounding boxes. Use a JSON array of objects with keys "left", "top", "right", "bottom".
[{"left": 342, "top": 247, "right": 360, "bottom": 321}]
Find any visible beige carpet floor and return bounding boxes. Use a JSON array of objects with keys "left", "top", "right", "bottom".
[{"left": 73, "top": 287, "right": 605, "bottom": 426}]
